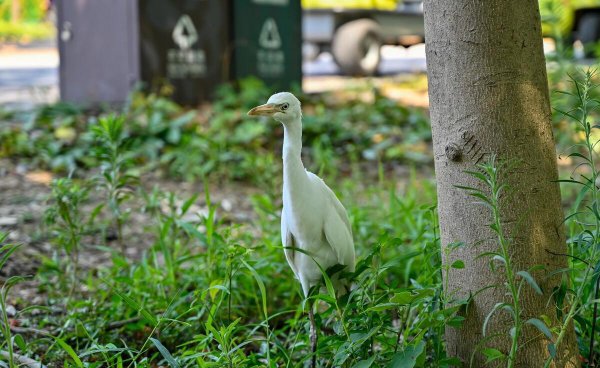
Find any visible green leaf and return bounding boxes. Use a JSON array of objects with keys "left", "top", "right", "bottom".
[
  {"left": 389, "top": 340, "right": 425, "bottom": 368},
  {"left": 150, "top": 338, "right": 180, "bottom": 368},
  {"left": 208, "top": 280, "right": 227, "bottom": 300},
  {"left": 587, "top": 298, "right": 600, "bottom": 306},
  {"left": 547, "top": 343, "right": 557, "bottom": 359},
  {"left": 567, "top": 152, "right": 591, "bottom": 162},
  {"left": 411, "top": 288, "right": 435, "bottom": 301},
  {"left": 438, "top": 357, "right": 462, "bottom": 367},
  {"left": 556, "top": 178, "right": 585, "bottom": 186},
  {"left": 323, "top": 270, "right": 337, "bottom": 300},
  {"left": 176, "top": 220, "right": 207, "bottom": 244},
  {"left": 55, "top": 337, "right": 84, "bottom": 367},
  {"left": 464, "top": 170, "right": 489, "bottom": 183},
  {"left": 554, "top": 107, "right": 579, "bottom": 121},
  {"left": 0, "top": 243, "right": 20, "bottom": 272},
  {"left": 451, "top": 260, "right": 465, "bottom": 269},
  {"left": 391, "top": 291, "right": 413, "bottom": 305},
  {"left": 313, "top": 259, "right": 337, "bottom": 300},
  {"left": 526, "top": 318, "right": 553, "bottom": 341},
  {"left": 474, "top": 251, "right": 502, "bottom": 260},
  {"left": 390, "top": 289, "right": 434, "bottom": 305},
  {"left": 483, "top": 302, "right": 509, "bottom": 337},
  {"left": 242, "top": 260, "right": 269, "bottom": 320},
  {"left": 447, "top": 316, "right": 465, "bottom": 328},
  {"left": 491, "top": 255, "right": 506, "bottom": 265},
  {"left": 481, "top": 348, "right": 505, "bottom": 364},
  {"left": 112, "top": 288, "right": 158, "bottom": 326},
  {"left": 311, "top": 293, "right": 337, "bottom": 305},
  {"left": 180, "top": 193, "right": 199, "bottom": 215},
  {"left": 366, "top": 302, "right": 398, "bottom": 312},
  {"left": 353, "top": 356, "right": 376, "bottom": 368},
  {"left": 453, "top": 185, "right": 479, "bottom": 192},
  {"left": 12, "top": 334, "right": 26, "bottom": 352},
  {"left": 517, "top": 271, "right": 542, "bottom": 295},
  {"left": 468, "top": 192, "right": 493, "bottom": 205}
]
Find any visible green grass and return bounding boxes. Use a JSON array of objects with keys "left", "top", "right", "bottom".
[
  {"left": 0, "top": 81, "right": 447, "bottom": 367},
  {"left": 3, "top": 168, "right": 448, "bottom": 367},
  {"left": 0, "top": 72, "right": 599, "bottom": 367},
  {"left": 0, "top": 79, "right": 431, "bottom": 185},
  {"left": 0, "top": 20, "right": 54, "bottom": 42}
]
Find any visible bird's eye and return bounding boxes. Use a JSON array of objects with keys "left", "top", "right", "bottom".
[{"left": 281, "top": 103, "right": 289, "bottom": 111}]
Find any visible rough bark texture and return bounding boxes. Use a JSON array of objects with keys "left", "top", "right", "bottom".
[{"left": 423, "top": 0, "right": 580, "bottom": 366}]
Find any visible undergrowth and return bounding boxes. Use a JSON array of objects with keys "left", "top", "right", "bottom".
[
  {"left": 0, "top": 78, "right": 431, "bottom": 187},
  {"left": 2, "top": 163, "right": 452, "bottom": 366},
  {"left": 0, "top": 70, "right": 599, "bottom": 366},
  {"left": 0, "top": 81, "right": 446, "bottom": 367}
]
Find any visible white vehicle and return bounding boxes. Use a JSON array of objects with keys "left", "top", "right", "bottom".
[{"left": 302, "top": 0, "right": 424, "bottom": 75}]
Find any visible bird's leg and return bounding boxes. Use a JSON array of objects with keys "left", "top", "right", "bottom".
[{"left": 308, "top": 305, "right": 317, "bottom": 368}]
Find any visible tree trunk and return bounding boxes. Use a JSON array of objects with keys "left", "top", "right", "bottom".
[
  {"left": 10, "top": 0, "right": 21, "bottom": 24},
  {"left": 423, "top": 0, "right": 580, "bottom": 366}
]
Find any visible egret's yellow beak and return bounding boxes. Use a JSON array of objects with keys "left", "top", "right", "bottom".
[{"left": 247, "top": 103, "right": 277, "bottom": 116}]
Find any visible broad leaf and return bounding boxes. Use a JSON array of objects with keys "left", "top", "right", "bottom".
[{"left": 389, "top": 341, "right": 425, "bottom": 368}]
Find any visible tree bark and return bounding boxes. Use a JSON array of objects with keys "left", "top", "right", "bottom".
[
  {"left": 423, "top": 0, "right": 580, "bottom": 366},
  {"left": 10, "top": 0, "right": 21, "bottom": 24}
]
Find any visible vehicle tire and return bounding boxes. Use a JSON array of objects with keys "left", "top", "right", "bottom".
[
  {"left": 332, "top": 19, "right": 382, "bottom": 76},
  {"left": 303, "top": 42, "right": 321, "bottom": 61},
  {"left": 577, "top": 12, "right": 600, "bottom": 57}
]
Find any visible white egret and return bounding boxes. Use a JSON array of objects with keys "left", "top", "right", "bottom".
[{"left": 248, "top": 92, "right": 355, "bottom": 365}]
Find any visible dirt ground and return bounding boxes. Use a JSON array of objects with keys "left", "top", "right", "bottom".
[{"left": 0, "top": 158, "right": 265, "bottom": 300}]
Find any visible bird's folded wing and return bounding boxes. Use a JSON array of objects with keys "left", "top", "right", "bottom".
[
  {"left": 306, "top": 171, "right": 355, "bottom": 272},
  {"left": 323, "top": 204, "right": 356, "bottom": 272},
  {"left": 281, "top": 211, "right": 300, "bottom": 279}
]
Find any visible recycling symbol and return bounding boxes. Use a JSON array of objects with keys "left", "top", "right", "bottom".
[
  {"left": 259, "top": 18, "right": 282, "bottom": 49},
  {"left": 172, "top": 14, "right": 198, "bottom": 50}
]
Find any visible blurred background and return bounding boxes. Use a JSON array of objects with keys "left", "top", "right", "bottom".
[
  {"left": 0, "top": 0, "right": 595, "bottom": 181},
  {"left": 0, "top": 0, "right": 429, "bottom": 107},
  {"left": 0, "top": 0, "right": 595, "bottom": 107}
]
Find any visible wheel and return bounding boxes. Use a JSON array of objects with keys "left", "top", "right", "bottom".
[
  {"left": 302, "top": 42, "right": 321, "bottom": 61},
  {"left": 332, "top": 19, "right": 382, "bottom": 76},
  {"left": 577, "top": 12, "right": 600, "bottom": 58}
]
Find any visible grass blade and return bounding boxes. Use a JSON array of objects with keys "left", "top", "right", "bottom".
[
  {"left": 55, "top": 337, "right": 84, "bottom": 367},
  {"left": 150, "top": 338, "right": 180, "bottom": 368}
]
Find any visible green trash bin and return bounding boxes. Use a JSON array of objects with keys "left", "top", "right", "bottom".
[
  {"left": 232, "top": 0, "right": 302, "bottom": 90},
  {"left": 139, "top": 0, "right": 301, "bottom": 105}
]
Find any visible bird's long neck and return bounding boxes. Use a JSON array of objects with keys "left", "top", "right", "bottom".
[
  {"left": 282, "top": 119, "right": 308, "bottom": 196},
  {"left": 282, "top": 120, "right": 302, "bottom": 162}
]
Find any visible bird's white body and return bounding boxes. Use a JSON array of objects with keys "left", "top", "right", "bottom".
[
  {"left": 281, "top": 168, "right": 354, "bottom": 296},
  {"left": 248, "top": 92, "right": 355, "bottom": 297}
]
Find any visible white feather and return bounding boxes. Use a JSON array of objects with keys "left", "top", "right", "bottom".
[{"left": 258, "top": 92, "right": 355, "bottom": 297}]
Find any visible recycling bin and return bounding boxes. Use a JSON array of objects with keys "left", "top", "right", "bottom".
[
  {"left": 57, "top": 0, "right": 140, "bottom": 105},
  {"left": 232, "top": 0, "right": 302, "bottom": 90},
  {"left": 57, "top": 0, "right": 302, "bottom": 106},
  {"left": 138, "top": 0, "right": 231, "bottom": 105}
]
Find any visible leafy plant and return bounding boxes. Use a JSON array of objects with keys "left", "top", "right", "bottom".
[
  {"left": 5, "top": 67, "right": 600, "bottom": 366},
  {"left": 91, "top": 115, "right": 139, "bottom": 254},
  {"left": 552, "top": 69, "right": 600, "bottom": 367},
  {"left": 44, "top": 177, "right": 89, "bottom": 295},
  {"left": 0, "top": 79, "right": 431, "bottom": 185},
  {"left": 0, "top": 233, "right": 22, "bottom": 368},
  {"left": 458, "top": 157, "right": 550, "bottom": 368}
]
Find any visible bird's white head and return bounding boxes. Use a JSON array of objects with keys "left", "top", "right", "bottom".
[{"left": 247, "top": 92, "right": 301, "bottom": 124}]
